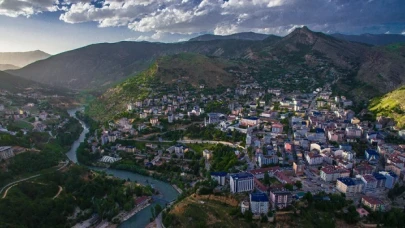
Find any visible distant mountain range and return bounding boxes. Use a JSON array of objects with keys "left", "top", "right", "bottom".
[
  {"left": 332, "top": 33, "right": 405, "bottom": 46},
  {"left": 0, "top": 64, "right": 19, "bottom": 71},
  {"left": 189, "top": 32, "right": 274, "bottom": 41},
  {"left": 7, "top": 27, "right": 405, "bottom": 103},
  {"left": 0, "top": 50, "right": 50, "bottom": 68}
]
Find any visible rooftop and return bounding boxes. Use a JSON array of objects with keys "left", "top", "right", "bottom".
[
  {"left": 0, "top": 146, "right": 12, "bottom": 152},
  {"left": 250, "top": 192, "right": 269, "bottom": 202},
  {"left": 362, "top": 196, "right": 383, "bottom": 205},
  {"left": 230, "top": 172, "right": 253, "bottom": 179},
  {"left": 211, "top": 171, "right": 227, "bottom": 177}
]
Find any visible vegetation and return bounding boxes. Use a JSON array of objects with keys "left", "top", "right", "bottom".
[
  {"left": 369, "top": 86, "right": 405, "bottom": 129},
  {"left": 0, "top": 166, "right": 151, "bottom": 227}
]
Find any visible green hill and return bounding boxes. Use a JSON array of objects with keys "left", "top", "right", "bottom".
[
  {"left": 87, "top": 53, "right": 238, "bottom": 121},
  {"left": 369, "top": 86, "right": 405, "bottom": 129}
]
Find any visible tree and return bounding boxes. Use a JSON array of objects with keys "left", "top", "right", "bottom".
[
  {"left": 264, "top": 172, "right": 270, "bottom": 185},
  {"left": 294, "top": 181, "right": 302, "bottom": 189},
  {"left": 303, "top": 192, "right": 313, "bottom": 204},
  {"left": 284, "top": 183, "right": 294, "bottom": 191},
  {"left": 244, "top": 210, "right": 253, "bottom": 222}
]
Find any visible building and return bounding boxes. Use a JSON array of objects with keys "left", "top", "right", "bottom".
[
  {"left": 269, "top": 188, "right": 292, "bottom": 209},
  {"left": 379, "top": 171, "right": 398, "bottom": 189},
  {"left": 272, "top": 123, "right": 283, "bottom": 134},
  {"left": 353, "top": 164, "right": 374, "bottom": 176},
  {"left": 203, "top": 149, "right": 212, "bottom": 160},
  {"left": 361, "top": 174, "right": 378, "bottom": 193},
  {"left": 230, "top": 173, "right": 254, "bottom": 193},
  {"left": 241, "top": 201, "right": 250, "bottom": 214},
  {"left": 0, "top": 146, "right": 14, "bottom": 160},
  {"left": 372, "top": 172, "right": 387, "bottom": 189},
  {"left": 365, "top": 149, "right": 379, "bottom": 163},
  {"left": 150, "top": 117, "right": 159, "bottom": 126},
  {"left": 250, "top": 193, "right": 269, "bottom": 214},
  {"left": 305, "top": 152, "right": 323, "bottom": 165},
  {"left": 240, "top": 117, "right": 260, "bottom": 127},
  {"left": 211, "top": 172, "right": 227, "bottom": 186},
  {"left": 320, "top": 166, "right": 350, "bottom": 182},
  {"left": 361, "top": 196, "right": 386, "bottom": 212},
  {"left": 293, "top": 161, "right": 305, "bottom": 176},
  {"left": 336, "top": 177, "right": 363, "bottom": 196},
  {"left": 258, "top": 154, "right": 278, "bottom": 167},
  {"left": 248, "top": 167, "right": 280, "bottom": 179}
]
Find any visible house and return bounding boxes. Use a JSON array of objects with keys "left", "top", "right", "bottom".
[
  {"left": 203, "top": 149, "right": 212, "bottom": 160},
  {"left": 211, "top": 172, "right": 227, "bottom": 186},
  {"left": 250, "top": 193, "right": 269, "bottom": 214},
  {"left": 230, "top": 172, "right": 254, "bottom": 193},
  {"left": 336, "top": 177, "right": 363, "bottom": 196},
  {"left": 150, "top": 117, "right": 159, "bottom": 126},
  {"left": 305, "top": 152, "right": 323, "bottom": 165},
  {"left": 272, "top": 123, "right": 283, "bottom": 134},
  {"left": 241, "top": 201, "right": 250, "bottom": 214},
  {"left": 240, "top": 117, "right": 260, "bottom": 127},
  {"left": 0, "top": 146, "right": 14, "bottom": 160},
  {"left": 269, "top": 188, "right": 292, "bottom": 209},
  {"left": 361, "top": 196, "right": 386, "bottom": 212}
]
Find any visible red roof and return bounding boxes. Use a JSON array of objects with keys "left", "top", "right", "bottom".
[
  {"left": 135, "top": 196, "right": 149, "bottom": 205},
  {"left": 249, "top": 166, "right": 280, "bottom": 175},
  {"left": 362, "top": 196, "right": 382, "bottom": 205},
  {"left": 254, "top": 177, "right": 268, "bottom": 192}
]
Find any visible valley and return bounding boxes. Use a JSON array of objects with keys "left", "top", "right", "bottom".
[{"left": 0, "top": 27, "right": 405, "bottom": 228}]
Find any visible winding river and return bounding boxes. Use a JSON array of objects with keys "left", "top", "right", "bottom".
[{"left": 67, "top": 108, "right": 179, "bottom": 228}]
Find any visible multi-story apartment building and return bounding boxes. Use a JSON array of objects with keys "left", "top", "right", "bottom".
[
  {"left": 269, "top": 188, "right": 292, "bottom": 209},
  {"left": 230, "top": 173, "right": 254, "bottom": 193},
  {"left": 336, "top": 177, "right": 363, "bottom": 196},
  {"left": 250, "top": 193, "right": 269, "bottom": 214}
]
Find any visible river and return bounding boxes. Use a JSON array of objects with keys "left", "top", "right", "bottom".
[{"left": 67, "top": 108, "right": 179, "bottom": 228}]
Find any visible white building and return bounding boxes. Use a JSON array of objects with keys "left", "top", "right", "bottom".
[
  {"left": 203, "top": 149, "right": 212, "bottom": 160},
  {"left": 258, "top": 154, "right": 278, "bottom": 167},
  {"left": 230, "top": 173, "right": 254, "bottom": 193},
  {"left": 211, "top": 172, "right": 227, "bottom": 186},
  {"left": 0, "top": 146, "right": 14, "bottom": 160},
  {"left": 250, "top": 193, "right": 269, "bottom": 214},
  {"left": 305, "top": 152, "right": 323, "bottom": 165}
]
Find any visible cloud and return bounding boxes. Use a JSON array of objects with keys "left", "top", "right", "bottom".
[
  {"left": 0, "top": 0, "right": 59, "bottom": 17},
  {"left": 1, "top": 0, "right": 405, "bottom": 40}
]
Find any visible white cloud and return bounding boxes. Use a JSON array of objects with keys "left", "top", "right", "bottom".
[
  {"left": 1, "top": 0, "right": 405, "bottom": 41},
  {"left": 402, "top": 31, "right": 405, "bottom": 35}
]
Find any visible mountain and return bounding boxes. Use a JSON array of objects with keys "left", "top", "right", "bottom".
[
  {"left": 0, "top": 70, "right": 45, "bottom": 92},
  {"left": 87, "top": 53, "right": 239, "bottom": 120},
  {"left": 0, "top": 50, "right": 50, "bottom": 67},
  {"left": 0, "top": 64, "right": 19, "bottom": 71},
  {"left": 369, "top": 86, "right": 405, "bottom": 129},
  {"left": 9, "top": 40, "right": 259, "bottom": 90},
  {"left": 189, "top": 32, "right": 274, "bottom": 41},
  {"left": 332, "top": 33, "right": 405, "bottom": 46},
  {"left": 8, "top": 27, "right": 405, "bottom": 102}
]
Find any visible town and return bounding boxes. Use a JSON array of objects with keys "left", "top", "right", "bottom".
[{"left": 72, "top": 73, "right": 405, "bottom": 227}]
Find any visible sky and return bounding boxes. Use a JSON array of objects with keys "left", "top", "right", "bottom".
[{"left": 0, "top": 0, "right": 405, "bottom": 54}]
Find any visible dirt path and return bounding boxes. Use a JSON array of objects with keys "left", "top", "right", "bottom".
[{"left": 53, "top": 186, "right": 63, "bottom": 199}]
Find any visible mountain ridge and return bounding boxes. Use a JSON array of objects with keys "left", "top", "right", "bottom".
[
  {"left": 189, "top": 32, "right": 274, "bottom": 41},
  {"left": 0, "top": 50, "right": 50, "bottom": 67},
  {"left": 332, "top": 33, "right": 405, "bottom": 46}
]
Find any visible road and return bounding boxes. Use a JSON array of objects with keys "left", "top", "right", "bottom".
[{"left": 0, "top": 160, "right": 69, "bottom": 197}]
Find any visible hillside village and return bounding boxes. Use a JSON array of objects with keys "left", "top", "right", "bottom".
[{"left": 76, "top": 69, "right": 405, "bottom": 226}]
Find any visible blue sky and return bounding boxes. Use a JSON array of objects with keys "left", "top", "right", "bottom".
[{"left": 1, "top": 0, "right": 405, "bottom": 54}]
